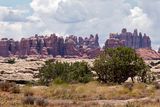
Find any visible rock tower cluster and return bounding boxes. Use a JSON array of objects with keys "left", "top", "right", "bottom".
[
  {"left": 105, "top": 28, "right": 151, "bottom": 49},
  {"left": 0, "top": 34, "right": 100, "bottom": 58}
]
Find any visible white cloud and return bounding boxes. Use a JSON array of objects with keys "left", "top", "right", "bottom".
[
  {"left": 136, "top": 0, "right": 160, "bottom": 50},
  {"left": 0, "top": 0, "right": 159, "bottom": 50},
  {"left": 0, "top": 6, "right": 27, "bottom": 22},
  {"left": 29, "top": 0, "right": 132, "bottom": 42},
  {"left": 0, "top": 22, "right": 22, "bottom": 39},
  {"left": 126, "top": 7, "right": 152, "bottom": 32}
]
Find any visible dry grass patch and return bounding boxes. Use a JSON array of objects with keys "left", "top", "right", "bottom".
[
  {"left": 36, "top": 81, "right": 156, "bottom": 100},
  {"left": 0, "top": 82, "right": 158, "bottom": 107}
]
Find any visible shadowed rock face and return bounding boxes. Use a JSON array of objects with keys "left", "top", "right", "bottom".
[
  {"left": 104, "top": 28, "right": 151, "bottom": 49},
  {"left": 0, "top": 34, "right": 100, "bottom": 58}
]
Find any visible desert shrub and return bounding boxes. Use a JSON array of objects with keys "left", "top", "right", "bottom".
[
  {"left": 68, "top": 61, "right": 93, "bottom": 83},
  {"left": 38, "top": 60, "right": 92, "bottom": 85},
  {"left": 93, "top": 47, "right": 154, "bottom": 84},
  {"left": 0, "top": 81, "right": 20, "bottom": 93},
  {"left": 35, "top": 97, "right": 48, "bottom": 107},
  {"left": 22, "top": 96, "right": 35, "bottom": 105}
]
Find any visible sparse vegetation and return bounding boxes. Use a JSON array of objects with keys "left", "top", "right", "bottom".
[
  {"left": 0, "top": 81, "right": 158, "bottom": 107},
  {"left": 43, "top": 82, "right": 155, "bottom": 100},
  {"left": 93, "top": 47, "right": 155, "bottom": 84}
]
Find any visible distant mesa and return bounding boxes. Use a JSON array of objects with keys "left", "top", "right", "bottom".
[{"left": 104, "top": 28, "right": 151, "bottom": 49}]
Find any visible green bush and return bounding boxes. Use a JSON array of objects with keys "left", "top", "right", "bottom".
[
  {"left": 38, "top": 60, "right": 92, "bottom": 85},
  {"left": 93, "top": 47, "right": 154, "bottom": 84},
  {"left": 6, "top": 58, "right": 15, "bottom": 64}
]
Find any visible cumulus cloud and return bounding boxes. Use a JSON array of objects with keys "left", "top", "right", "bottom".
[
  {"left": 127, "top": 7, "right": 152, "bottom": 31},
  {"left": 29, "top": 0, "right": 132, "bottom": 44},
  {"left": 0, "top": 6, "right": 27, "bottom": 22},
  {"left": 0, "top": 0, "right": 159, "bottom": 50},
  {"left": 0, "top": 22, "right": 22, "bottom": 39},
  {"left": 54, "top": 0, "right": 88, "bottom": 23},
  {"left": 0, "top": 6, "right": 26, "bottom": 39},
  {"left": 136, "top": 0, "right": 160, "bottom": 50}
]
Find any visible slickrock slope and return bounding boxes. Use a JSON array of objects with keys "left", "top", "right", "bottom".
[
  {"left": 0, "top": 34, "right": 100, "bottom": 58},
  {"left": 136, "top": 48, "right": 160, "bottom": 60},
  {"left": 0, "top": 57, "right": 44, "bottom": 83},
  {"left": 105, "top": 28, "right": 151, "bottom": 49}
]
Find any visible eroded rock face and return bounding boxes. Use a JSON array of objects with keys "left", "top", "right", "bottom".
[
  {"left": 158, "top": 48, "right": 160, "bottom": 53},
  {"left": 136, "top": 48, "right": 160, "bottom": 60},
  {"left": 0, "top": 34, "right": 100, "bottom": 58},
  {"left": 104, "top": 28, "right": 151, "bottom": 49}
]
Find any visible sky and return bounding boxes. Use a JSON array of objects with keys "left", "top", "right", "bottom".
[{"left": 0, "top": 0, "right": 159, "bottom": 50}]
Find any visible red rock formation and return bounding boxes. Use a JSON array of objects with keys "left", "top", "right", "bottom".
[
  {"left": 86, "top": 48, "right": 101, "bottom": 58},
  {"left": 104, "top": 28, "right": 151, "bottom": 49},
  {"left": 0, "top": 34, "right": 100, "bottom": 58},
  {"left": 0, "top": 38, "right": 10, "bottom": 57},
  {"left": 65, "top": 36, "right": 80, "bottom": 56},
  {"left": 105, "top": 36, "right": 125, "bottom": 48},
  {"left": 19, "top": 38, "right": 30, "bottom": 56},
  {"left": 136, "top": 48, "right": 160, "bottom": 60}
]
